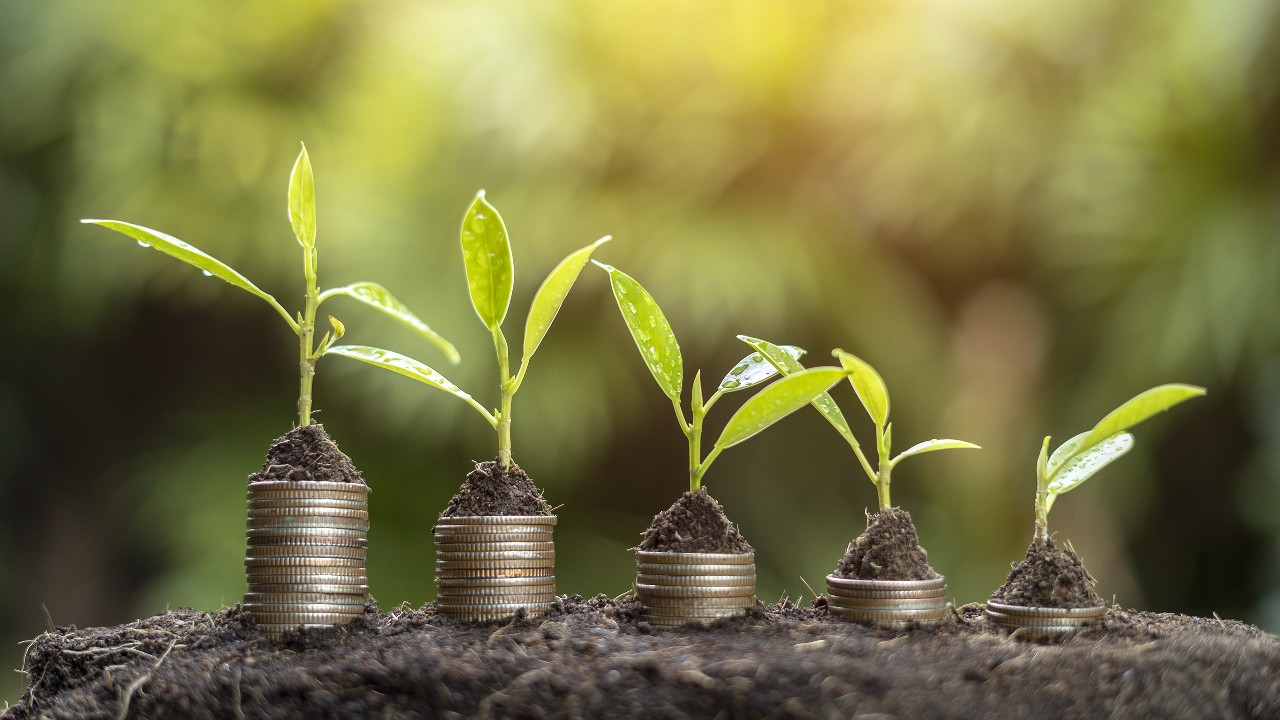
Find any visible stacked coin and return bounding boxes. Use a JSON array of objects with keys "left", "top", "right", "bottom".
[
  {"left": 244, "top": 480, "right": 370, "bottom": 639},
  {"left": 985, "top": 601, "right": 1107, "bottom": 640},
  {"left": 635, "top": 551, "right": 756, "bottom": 630},
  {"left": 433, "top": 515, "right": 557, "bottom": 621},
  {"left": 825, "top": 575, "right": 948, "bottom": 628}
]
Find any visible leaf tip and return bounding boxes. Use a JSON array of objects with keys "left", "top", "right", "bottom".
[{"left": 591, "top": 259, "right": 615, "bottom": 273}]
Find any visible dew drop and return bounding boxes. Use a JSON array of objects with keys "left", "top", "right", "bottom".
[
  {"left": 723, "top": 380, "right": 740, "bottom": 389},
  {"left": 201, "top": 270, "right": 213, "bottom": 277}
]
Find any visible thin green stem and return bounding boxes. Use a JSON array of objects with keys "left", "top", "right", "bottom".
[
  {"left": 700, "top": 388, "right": 726, "bottom": 414},
  {"left": 494, "top": 326, "right": 513, "bottom": 469},
  {"left": 1034, "top": 475, "right": 1050, "bottom": 546},
  {"left": 876, "top": 468, "right": 892, "bottom": 512},
  {"left": 297, "top": 245, "right": 320, "bottom": 427},
  {"left": 688, "top": 404, "right": 705, "bottom": 494},
  {"left": 846, "top": 434, "right": 878, "bottom": 485}
]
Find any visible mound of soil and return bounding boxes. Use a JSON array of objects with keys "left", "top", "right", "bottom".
[
  {"left": 989, "top": 537, "right": 1104, "bottom": 608},
  {"left": 834, "top": 507, "right": 940, "bottom": 580},
  {"left": 248, "top": 423, "right": 364, "bottom": 484},
  {"left": 439, "top": 458, "right": 553, "bottom": 517},
  {"left": 8, "top": 598, "right": 1280, "bottom": 720},
  {"left": 638, "top": 488, "right": 753, "bottom": 553}
]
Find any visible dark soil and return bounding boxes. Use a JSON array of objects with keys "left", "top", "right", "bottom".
[
  {"left": 638, "top": 488, "right": 753, "bottom": 553},
  {"left": 989, "top": 537, "right": 1105, "bottom": 608},
  {"left": 248, "top": 423, "right": 365, "bottom": 484},
  {"left": 439, "top": 458, "right": 553, "bottom": 517},
  {"left": 834, "top": 507, "right": 940, "bottom": 580},
  {"left": 8, "top": 597, "right": 1280, "bottom": 720}
]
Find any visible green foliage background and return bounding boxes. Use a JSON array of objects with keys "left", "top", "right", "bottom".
[{"left": 3, "top": 0, "right": 1279, "bottom": 703}]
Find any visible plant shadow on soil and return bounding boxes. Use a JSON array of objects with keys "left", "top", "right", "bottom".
[{"left": 7, "top": 595, "right": 1280, "bottom": 720}]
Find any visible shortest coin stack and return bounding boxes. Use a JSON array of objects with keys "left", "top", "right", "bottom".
[
  {"left": 826, "top": 576, "right": 948, "bottom": 628},
  {"left": 434, "top": 515, "right": 557, "bottom": 621},
  {"left": 985, "top": 601, "right": 1107, "bottom": 640},
  {"left": 244, "top": 481, "right": 370, "bottom": 640},
  {"left": 635, "top": 551, "right": 757, "bottom": 630}
]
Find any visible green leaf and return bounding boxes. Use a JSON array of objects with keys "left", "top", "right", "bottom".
[
  {"left": 833, "top": 349, "right": 890, "bottom": 428},
  {"left": 521, "top": 236, "right": 611, "bottom": 367},
  {"left": 719, "top": 342, "right": 805, "bottom": 392},
  {"left": 326, "top": 345, "right": 494, "bottom": 424},
  {"left": 81, "top": 219, "right": 296, "bottom": 330},
  {"left": 460, "top": 191, "right": 514, "bottom": 331},
  {"left": 1036, "top": 435, "right": 1051, "bottom": 486},
  {"left": 1049, "top": 384, "right": 1205, "bottom": 478},
  {"left": 890, "top": 438, "right": 981, "bottom": 468},
  {"left": 1047, "top": 432, "right": 1134, "bottom": 501},
  {"left": 321, "top": 282, "right": 460, "bottom": 364},
  {"left": 1047, "top": 431, "right": 1088, "bottom": 474},
  {"left": 595, "top": 262, "right": 683, "bottom": 402},
  {"left": 714, "top": 367, "right": 847, "bottom": 450},
  {"left": 288, "top": 144, "right": 316, "bottom": 248},
  {"left": 739, "top": 335, "right": 855, "bottom": 446}
]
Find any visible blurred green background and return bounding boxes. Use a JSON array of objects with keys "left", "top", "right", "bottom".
[{"left": 3, "top": 0, "right": 1280, "bottom": 704}]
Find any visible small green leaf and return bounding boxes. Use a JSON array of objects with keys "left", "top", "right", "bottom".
[
  {"left": 719, "top": 342, "right": 804, "bottom": 392},
  {"left": 288, "top": 144, "right": 316, "bottom": 248},
  {"left": 1050, "top": 384, "right": 1205, "bottom": 478},
  {"left": 595, "top": 262, "right": 683, "bottom": 402},
  {"left": 833, "top": 349, "right": 890, "bottom": 428},
  {"left": 1036, "top": 435, "right": 1051, "bottom": 486},
  {"left": 327, "top": 345, "right": 494, "bottom": 424},
  {"left": 1048, "top": 431, "right": 1088, "bottom": 474},
  {"left": 328, "top": 315, "right": 345, "bottom": 341},
  {"left": 322, "top": 282, "right": 460, "bottom": 364},
  {"left": 714, "top": 367, "right": 847, "bottom": 450},
  {"left": 460, "top": 191, "right": 514, "bottom": 331},
  {"left": 739, "top": 335, "right": 855, "bottom": 446},
  {"left": 521, "top": 236, "right": 611, "bottom": 367},
  {"left": 1047, "top": 432, "right": 1134, "bottom": 500},
  {"left": 890, "top": 438, "right": 981, "bottom": 468},
  {"left": 82, "top": 219, "right": 295, "bottom": 330}
]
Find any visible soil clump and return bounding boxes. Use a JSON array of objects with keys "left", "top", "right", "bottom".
[
  {"left": 8, "top": 597, "right": 1280, "bottom": 720},
  {"left": 440, "top": 458, "right": 553, "bottom": 517},
  {"left": 638, "top": 488, "right": 753, "bottom": 553},
  {"left": 248, "top": 423, "right": 364, "bottom": 484},
  {"left": 989, "top": 536, "right": 1105, "bottom": 608},
  {"left": 834, "top": 507, "right": 940, "bottom": 580}
]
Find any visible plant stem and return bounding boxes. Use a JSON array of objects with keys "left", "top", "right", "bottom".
[
  {"left": 1033, "top": 478, "right": 1049, "bottom": 547},
  {"left": 494, "top": 327, "right": 513, "bottom": 469},
  {"left": 688, "top": 403, "right": 704, "bottom": 493},
  {"left": 876, "top": 468, "right": 892, "bottom": 512},
  {"left": 297, "top": 245, "right": 319, "bottom": 427}
]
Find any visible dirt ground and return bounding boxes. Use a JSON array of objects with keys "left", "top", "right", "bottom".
[{"left": 6, "top": 595, "right": 1279, "bottom": 720}]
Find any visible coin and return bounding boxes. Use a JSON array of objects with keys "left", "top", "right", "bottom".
[
  {"left": 635, "top": 574, "right": 756, "bottom": 588},
  {"left": 635, "top": 563, "right": 756, "bottom": 577},
  {"left": 634, "top": 551, "right": 754, "bottom": 565},
  {"left": 635, "top": 583, "right": 756, "bottom": 599}
]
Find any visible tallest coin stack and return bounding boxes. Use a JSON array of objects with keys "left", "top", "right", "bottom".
[{"left": 244, "top": 480, "right": 371, "bottom": 639}]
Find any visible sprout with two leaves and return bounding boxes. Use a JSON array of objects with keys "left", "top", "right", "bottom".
[
  {"left": 595, "top": 265, "right": 850, "bottom": 495},
  {"left": 1030, "top": 383, "right": 1205, "bottom": 547},
  {"left": 329, "top": 192, "right": 609, "bottom": 472},
  {"left": 738, "top": 337, "right": 980, "bottom": 512},
  {"left": 82, "top": 144, "right": 457, "bottom": 428}
]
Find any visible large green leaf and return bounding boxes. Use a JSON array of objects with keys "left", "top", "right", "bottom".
[
  {"left": 719, "top": 342, "right": 804, "bottom": 392},
  {"left": 521, "top": 236, "right": 611, "bottom": 366},
  {"left": 739, "top": 335, "right": 854, "bottom": 446},
  {"left": 460, "top": 191, "right": 514, "bottom": 331},
  {"left": 713, "top": 367, "right": 847, "bottom": 450},
  {"left": 321, "top": 282, "right": 460, "bottom": 364},
  {"left": 833, "top": 349, "right": 890, "bottom": 428},
  {"left": 890, "top": 438, "right": 981, "bottom": 468},
  {"left": 326, "top": 345, "right": 494, "bottom": 424},
  {"left": 1047, "top": 431, "right": 1134, "bottom": 502},
  {"left": 288, "top": 144, "right": 316, "bottom": 248},
  {"left": 1049, "top": 384, "right": 1205, "bottom": 478},
  {"left": 81, "top": 219, "right": 295, "bottom": 330},
  {"left": 595, "top": 262, "right": 683, "bottom": 402}
]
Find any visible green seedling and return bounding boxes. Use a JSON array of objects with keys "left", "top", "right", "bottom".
[
  {"left": 1030, "top": 383, "right": 1205, "bottom": 545},
  {"left": 595, "top": 264, "right": 849, "bottom": 493},
  {"left": 740, "top": 336, "right": 979, "bottom": 511},
  {"left": 329, "top": 192, "right": 609, "bottom": 470},
  {"left": 82, "top": 144, "right": 457, "bottom": 427}
]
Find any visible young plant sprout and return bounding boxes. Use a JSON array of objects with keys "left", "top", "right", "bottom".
[
  {"left": 328, "top": 191, "right": 610, "bottom": 470},
  {"left": 739, "top": 337, "right": 979, "bottom": 511},
  {"left": 1030, "top": 383, "right": 1205, "bottom": 546},
  {"left": 595, "top": 264, "right": 849, "bottom": 492},
  {"left": 82, "top": 144, "right": 457, "bottom": 427}
]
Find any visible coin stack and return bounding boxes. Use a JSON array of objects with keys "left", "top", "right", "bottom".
[
  {"left": 635, "top": 551, "right": 756, "bottom": 629},
  {"left": 985, "top": 601, "right": 1107, "bottom": 640},
  {"left": 433, "top": 515, "right": 557, "bottom": 621},
  {"left": 825, "top": 575, "right": 948, "bottom": 628},
  {"left": 244, "top": 480, "right": 370, "bottom": 639}
]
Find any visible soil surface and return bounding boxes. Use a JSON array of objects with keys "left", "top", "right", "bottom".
[
  {"left": 7, "top": 597, "right": 1279, "bottom": 720},
  {"left": 989, "top": 537, "right": 1105, "bottom": 608},
  {"left": 834, "top": 507, "right": 940, "bottom": 580},
  {"left": 248, "top": 423, "right": 365, "bottom": 484},
  {"left": 439, "top": 458, "right": 553, "bottom": 517},
  {"left": 638, "top": 488, "right": 753, "bottom": 553}
]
